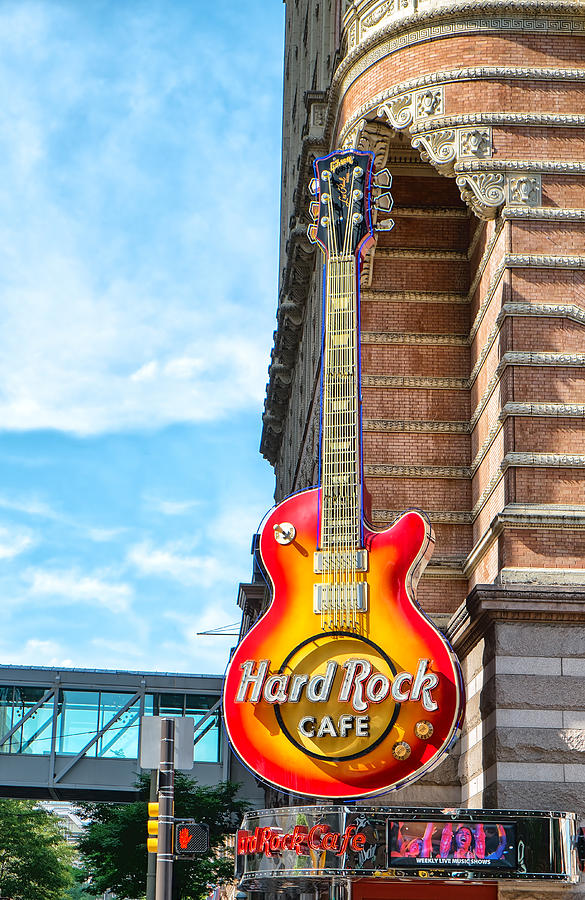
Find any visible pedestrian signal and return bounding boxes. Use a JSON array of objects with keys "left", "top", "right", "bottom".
[{"left": 175, "top": 820, "right": 209, "bottom": 856}]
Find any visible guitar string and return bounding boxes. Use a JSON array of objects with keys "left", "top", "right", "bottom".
[
  {"left": 325, "top": 225, "right": 351, "bottom": 622},
  {"left": 320, "top": 164, "right": 364, "bottom": 631}
]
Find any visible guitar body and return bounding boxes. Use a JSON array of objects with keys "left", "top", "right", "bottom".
[{"left": 223, "top": 487, "right": 464, "bottom": 799}]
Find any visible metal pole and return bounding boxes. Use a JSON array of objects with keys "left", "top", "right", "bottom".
[
  {"left": 146, "top": 770, "right": 157, "bottom": 900},
  {"left": 155, "top": 718, "right": 175, "bottom": 900}
]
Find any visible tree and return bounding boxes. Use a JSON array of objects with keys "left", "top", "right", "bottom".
[
  {"left": 0, "top": 798, "right": 74, "bottom": 900},
  {"left": 77, "top": 774, "right": 249, "bottom": 900}
]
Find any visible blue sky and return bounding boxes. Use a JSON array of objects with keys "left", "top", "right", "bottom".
[{"left": 0, "top": 1, "right": 284, "bottom": 675}]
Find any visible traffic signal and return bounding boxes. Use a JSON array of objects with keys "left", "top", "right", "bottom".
[
  {"left": 147, "top": 802, "right": 159, "bottom": 853},
  {"left": 175, "top": 820, "right": 209, "bottom": 856}
]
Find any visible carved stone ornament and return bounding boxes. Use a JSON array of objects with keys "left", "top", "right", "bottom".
[
  {"left": 459, "top": 128, "right": 491, "bottom": 158},
  {"left": 311, "top": 104, "right": 327, "bottom": 128},
  {"left": 456, "top": 173, "right": 505, "bottom": 220},
  {"left": 378, "top": 94, "right": 414, "bottom": 130},
  {"left": 507, "top": 174, "right": 542, "bottom": 206},
  {"left": 362, "top": 1, "right": 394, "bottom": 28},
  {"left": 415, "top": 88, "right": 442, "bottom": 119},
  {"left": 411, "top": 129, "right": 457, "bottom": 175}
]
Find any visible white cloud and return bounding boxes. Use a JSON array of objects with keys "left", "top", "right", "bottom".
[
  {"left": 145, "top": 496, "right": 201, "bottom": 516},
  {"left": 27, "top": 568, "right": 133, "bottom": 613},
  {"left": 0, "top": 494, "right": 58, "bottom": 519},
  {"left": 0, "top": 638, "right": 74, "bottom": 668},
  {"left": 88, "top": 527, "right": 126, "bottom": 542},
  {"left": 0, "top": 526, "right": 35, "bottom": 559},
  {"left": 0, "top": 3, "right": 280, "bottom": 436},
  {"left": 128, "top": 540, "right": 235, "bottom": 587}
]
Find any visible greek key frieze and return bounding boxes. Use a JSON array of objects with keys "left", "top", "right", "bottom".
[{"left": 337, "top": 14, "right": 585, "bottom": 100}]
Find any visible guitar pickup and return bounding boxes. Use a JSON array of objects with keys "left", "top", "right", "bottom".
[
  {"left": 314, "top": 549, "right": 368, "bottom": 573},
  {"left": 313, "top": 582, "right": 368, "bottom": 613}
]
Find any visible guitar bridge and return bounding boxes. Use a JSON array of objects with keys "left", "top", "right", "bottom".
[
  {"left": 313, "top": 582, "right": 368, "bottom": 614},
  {"left": 313, "top": 549, "right": 368, "bottom": 574}
]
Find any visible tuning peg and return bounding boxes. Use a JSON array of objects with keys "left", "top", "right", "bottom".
[
  {"left": 373, "top": 168, "right": 392, "bottom": 189},
  {"left": 374, "top": 192, "right": 394, "bottom": 212},
  {"left": 309, "top": 178, "right": 318, "bottom": 195},
  {"left": 309, "top": 201, "right": 319, "bottom": 219},
  {"left": 307, "top": 224, "right": 318, "bottom": 243},
  {"left": 375, "top": 218, "right": 395, "bottom": 233}
]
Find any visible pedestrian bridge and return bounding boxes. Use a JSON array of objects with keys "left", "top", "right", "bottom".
[{"left": 0, "top": 664, "right": 262, "bottom": 803}]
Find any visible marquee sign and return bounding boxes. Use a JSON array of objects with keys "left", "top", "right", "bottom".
[
  {"left": 236, "top": 807, "right": 581, "bottom": 886},
  {"left": 222, "top": 150, "right": 464, "bottom": 799}
]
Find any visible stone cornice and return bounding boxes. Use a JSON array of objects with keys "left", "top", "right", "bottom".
[
  {"left": 457, "top": 159, "right": 585, "bottom": 174},
  {"left": 410, "top": 112, "right": 585, "bottom": 132},
  {"left": 502, "top": 452, "right": 585, "bottom": 470},
  {"left": 503, "top": 207, "right": 585, "bottom": 220},
  {"left": 500, "top": 566, "right": 585, "bottom": 585},
  {"left": 502, "top": 401, "right": 585, "bottom": 418},
  {"left": 447, "top": 584, "right": 585, "bottom": 656}
]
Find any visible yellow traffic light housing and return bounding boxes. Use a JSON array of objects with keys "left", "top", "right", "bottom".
[{"left": 147, "top": 802, "right": 159, "bottom": 853}]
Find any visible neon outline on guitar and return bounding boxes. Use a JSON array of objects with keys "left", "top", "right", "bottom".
[{"left": 223, "top": 150, "right": 465, "bottom": 799}]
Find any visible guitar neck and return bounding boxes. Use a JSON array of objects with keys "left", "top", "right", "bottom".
[{"left": 320, "top": 254, "right": 362, "bottom": 550}]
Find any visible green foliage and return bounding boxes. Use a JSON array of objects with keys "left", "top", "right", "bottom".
[
  {"left": 0, "top": 798, "right": 74, "bottom": 900},
  {"left": 77, "top": 774, "right": 249, "bottom": 900}
]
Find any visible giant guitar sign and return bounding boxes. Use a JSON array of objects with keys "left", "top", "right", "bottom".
[{"left": 223, "top": 150, "right": 465, "bottom": 799}]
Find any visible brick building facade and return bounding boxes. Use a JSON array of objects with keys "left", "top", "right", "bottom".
[{"left": 244, "top": 1, "right": 585, "bottom": 897}]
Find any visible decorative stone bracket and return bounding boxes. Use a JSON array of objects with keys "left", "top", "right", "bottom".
[{"left": 366, "top": 87, "right": 541, "bottom": 219}]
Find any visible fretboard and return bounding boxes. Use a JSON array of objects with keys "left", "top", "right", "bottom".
[{"left": 320, "top": 254, "right": 362, "bottom": 550}]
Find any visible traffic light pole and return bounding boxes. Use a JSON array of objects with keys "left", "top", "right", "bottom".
[
  {"left": 156, "top": 717, "right": 175, "bottom": 900},
  {"left": 147, "top": 770, "right": 157, "bottom": 900}
]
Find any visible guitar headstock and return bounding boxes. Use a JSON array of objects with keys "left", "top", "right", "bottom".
[{"left": 307, "top": 150, "right": 394, "bottom": 258}]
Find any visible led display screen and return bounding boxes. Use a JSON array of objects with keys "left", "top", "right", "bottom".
[{"left": 388, "top": 820, "right": 517, "bottom": 871}]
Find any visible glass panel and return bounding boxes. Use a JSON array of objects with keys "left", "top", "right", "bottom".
[
  {"left": 0, "top": 688, "right": 54, "bottom": 755},
  {"left": 0, "top": 686, "right": 13, "bottom": 753},
  {"left": 58, "top": 691, "right": 99, "bottom": 756},
  {"left": 17, "top": 688, "right": 54, "bottom": 755},
  {"left": 97, "top": 693, "right": 141, "bottom": 759},
  {"left": 186, "top": 694, "right": 221, "bottom": 763},
  {"left": 157, "top": 693, "right": 184, "bottom": 717}
]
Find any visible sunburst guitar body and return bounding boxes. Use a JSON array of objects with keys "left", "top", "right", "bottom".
[{"left": 223, "top": 150, "right": 464, "bottom": 799}]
